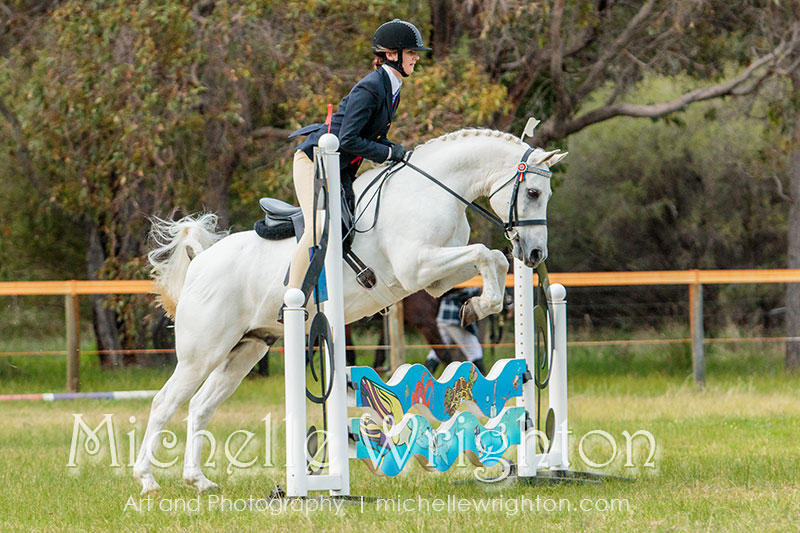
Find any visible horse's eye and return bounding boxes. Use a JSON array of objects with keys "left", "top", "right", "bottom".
[{"left": 526, "top": 188, "right": 541, "bottom": 200}]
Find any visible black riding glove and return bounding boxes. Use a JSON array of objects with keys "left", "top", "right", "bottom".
[{"left": 389, "top": 143, "right": 407, "bottom": 162}]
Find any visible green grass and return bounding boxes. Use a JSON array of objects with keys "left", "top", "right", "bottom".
[{"left": 1, "top": 323, "right": 800, "bottom": 531}]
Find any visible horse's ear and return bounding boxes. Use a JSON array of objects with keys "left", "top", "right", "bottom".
[
  {"left": 531, "top": 149, "right": 560, "bottom": 167},
  {"left": 543, "top": 151, "right": 568, "bottom": 168}
]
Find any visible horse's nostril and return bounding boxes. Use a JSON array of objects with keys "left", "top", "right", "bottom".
[{"left": 530, "top": 249, "right": 543, "bottom": 263}]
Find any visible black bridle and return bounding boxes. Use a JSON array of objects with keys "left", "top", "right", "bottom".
[{"left": 397, "top": 146, "right": 551, "bottom": 241}]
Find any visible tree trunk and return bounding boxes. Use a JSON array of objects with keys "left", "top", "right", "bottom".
[
  {"left": 429, "top": 0, "right": 463, "bottom": 57},
  {"left": 86, "top": 222, "right": 124, "bottom": 368},
  {"left": 203, "top": 119, "right": 236, "bottom": 228},
  {"left": 786, "top": 70, "right": 800, "bottom": 372}
]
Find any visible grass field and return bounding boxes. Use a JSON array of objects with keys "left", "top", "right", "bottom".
[{"left": 1, "top": 333, "right": 799, "bottom": 531}]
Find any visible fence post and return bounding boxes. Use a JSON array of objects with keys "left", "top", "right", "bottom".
[
  {"left": 282, "top": 288, "right": 308, "bottom": 498},
  {"left": 65, "top": 289, "right": 80, "bottom": 393},
  {"left": 689, "top": 281, "right": 706, "bottom": 387},
  {"left": 318, "top": 133, "right": 350, "bottom": 497},
  {"left": 388, "top": 300, "right": 405, "bottom": 372},
  {"left": 514, "top": 258, "right": 536, "bottom": 478},
  {"left": 548, "top": 283, "right": 569, "bottom": 470}
]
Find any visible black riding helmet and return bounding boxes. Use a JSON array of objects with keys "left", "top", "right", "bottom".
[{"left": 372, "top": 19, "right": 431, "bottom": 77}]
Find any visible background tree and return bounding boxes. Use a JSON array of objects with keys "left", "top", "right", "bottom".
[
  {"left": 431, "top": 0, "right": 800, "bottom": 369},
  {"left": 1, "top": 1, "right": 274, "bottom": 364},
  {"left": 2, "top": 0, "right": 800, "bottom": 370},
  {"left": 549, "top": 77, "right": 787, "bottom": 335},
  {"left": 0, "top": 0, "right": 506, "bottom": 364},
  {"left": 779, "top": 44, "right": 800, "bottom": 371},
  {"left": 425, "top": 1, "right": 798, "bottom": 141}
]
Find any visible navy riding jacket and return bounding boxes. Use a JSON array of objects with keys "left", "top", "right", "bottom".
[{"left": 290, "top": 68, "right": 400, "bottom": 203}]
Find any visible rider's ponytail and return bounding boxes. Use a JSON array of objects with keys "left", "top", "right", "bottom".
[{"left": 373, "top": 45, "right": 390, "bottom": 69}]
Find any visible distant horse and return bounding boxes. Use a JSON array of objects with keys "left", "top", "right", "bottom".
[{"left": 134, "top": 128, "right": 567, "bottom": 494}]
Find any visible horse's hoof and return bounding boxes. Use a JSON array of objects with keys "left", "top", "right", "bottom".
[
  {"left": 202, "top": 483, "right": 220, "bottom": 494},
  {"left": 141, "top": 485, "right": 161, "bottom": 496},
  {"left": 135, "top": 470, "right": 161, "bottom": 495},
  {"left": 196, "top": 482, "right": 220, "bottom": 494},
  {"left": 460, "top": 300, "right": 479, "bottom": 327},
  {"left": 139, "top": 479, "right": 161, "bottom": 495},
  {"left": 185, "top": 475, "right": 219, "bottom": 494}
]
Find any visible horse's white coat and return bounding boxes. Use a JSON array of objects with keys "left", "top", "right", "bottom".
[{"left": 133, "top": 128, "right": 567, "bottom": 493}]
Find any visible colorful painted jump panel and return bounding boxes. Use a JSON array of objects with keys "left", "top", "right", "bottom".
[
  {"left": 348, "top": 360, "right": 526, "bottom": 422},
  {"left": 350, "top": 406, "right": 525, "bottom": 477}
]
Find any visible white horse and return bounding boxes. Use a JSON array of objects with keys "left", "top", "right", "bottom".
[{"left": 133, "top": 128, "right": 567, "bottom": 494}]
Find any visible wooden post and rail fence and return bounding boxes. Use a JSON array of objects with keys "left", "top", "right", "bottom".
[{"left": 2, "top": 269, "right": 800, "bottom": 392}]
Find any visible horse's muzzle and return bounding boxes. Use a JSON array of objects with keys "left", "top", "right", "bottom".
[{"left": 526, "top": 247, "right": 547, "bottom": 268}]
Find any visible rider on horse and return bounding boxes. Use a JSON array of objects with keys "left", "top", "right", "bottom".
[{"left": 285, "top": 19, "right": 431, "bottom": 293}]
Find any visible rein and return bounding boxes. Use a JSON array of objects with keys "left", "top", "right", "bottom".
[
  {"left": 347, "top": 146, "right": 551, "bottom": 243},
  {"left": 401, "top": 146, "right": 551, "bottom": 240},
  {"left": 400, "top": 159, "right": 507, "bottom": 231}
]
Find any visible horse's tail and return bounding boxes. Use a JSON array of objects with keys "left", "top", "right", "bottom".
[{"left": 147, "top": 213, "right": 228, "bottom": 318}]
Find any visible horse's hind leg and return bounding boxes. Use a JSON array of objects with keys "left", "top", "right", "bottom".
[
  {"left": 133, "top": 359, "right": 216, "bottom": 494},
  {"left": 182, "top": 338, "right": 274, "bottom": 492}
]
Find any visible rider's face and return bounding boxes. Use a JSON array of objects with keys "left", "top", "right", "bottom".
[
  {"left": 385, "top": 49, "right": 419, "bottom": 76},
  {"left": 402, "top": 49, "right": 419, "bottom": 75}
]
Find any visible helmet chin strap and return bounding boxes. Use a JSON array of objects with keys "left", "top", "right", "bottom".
[{"left": 384, "top": 49, "right": 408, "bottom": 77}]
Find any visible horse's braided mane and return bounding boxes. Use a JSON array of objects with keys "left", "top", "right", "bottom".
[{"left": 417, "top": 128, "right": 528, "bottom": 149}]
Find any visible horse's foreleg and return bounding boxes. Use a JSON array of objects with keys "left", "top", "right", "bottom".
[
  {"left": 462, "top": 247, "right": 509, "bottom": 326},
  {"left": 182, "top": 339, "right": 272, "bottom": 492},
  {"left": 397, "top": 243, "right": 508, "bottom": 326}
]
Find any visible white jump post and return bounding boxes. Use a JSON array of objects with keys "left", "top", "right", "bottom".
[
  {"left": 514, "top": 257, "right": 537, "bottom": 477},
  {"left": 282, "top": 287, "right": 308, "bottom": 496},
  {"left": 514, "top": 258, "right": 569, "bottom": 477},
  {"left": 548, "top": 283, "right": 569, "bottom": 470},
  {"left": 283, "top": 133, "right": 349, "bottom": 498},
  {"left": 318, "top": 133, "right": 350, "bottom": 497}
]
